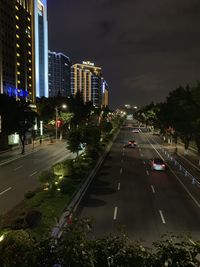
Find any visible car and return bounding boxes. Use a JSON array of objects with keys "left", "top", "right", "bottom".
[
  {"left": 132, "top": 128, "right": 140, "bottom": 133},
  {"left": 124, "top": 140, "right": 137, "bottom": 148},
  {"left": 150, "top": 158, "right": 166, "bottom": 171}
]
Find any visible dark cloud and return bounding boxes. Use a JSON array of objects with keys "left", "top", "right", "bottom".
[{"left": 48, "top": 0, "right": 200, "bottom": 108}]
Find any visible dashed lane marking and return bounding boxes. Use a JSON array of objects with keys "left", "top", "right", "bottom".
[
  {"left": 146, "top": 170, "right": 149, "bottom": 176},
  {"left": 113, "top": 206, "right": 118, "bottom": 220},
  {"left": 159, "top": 210, "right": 166, "bottom": 224},
  {"left": 14, "top": 165, "right": 23, "bottom": 171},
  {"left": 118, "top": 182, "right": 121, "bottom": 190},
  {"left": 29, "top": 171, "right": 38, "bottom": 177},
  {"left": 120, "top": 168, "right": 123, "bottom": 174},
  {"left": 151, "top": 185, "right": 155, "bottom": 193},
  {"left": 0, "top": 187, "right": 12, "bottom": 196}
]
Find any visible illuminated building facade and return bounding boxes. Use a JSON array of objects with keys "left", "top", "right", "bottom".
[
  {"left": 102, "top": 79, "right": 109, "bottom": 107},
  {"left": 71, "top": 61, "right": 102, "bottom": 106},
  {"left": 33, "top": 0, "right": 48, "bottom": 98},
  {"left": 48, "top": 51, "right": 71, "bottom": 97},
  {"left": 0, "top": 0, "right": 35, "bottom": 102}
]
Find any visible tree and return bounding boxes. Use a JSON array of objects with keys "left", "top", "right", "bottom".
[
  {"left": 67, "top": 127, "right": 83, "bottom": 156},
  {"left": 0, "top": 95, "right": 36, "bottom": 153}
]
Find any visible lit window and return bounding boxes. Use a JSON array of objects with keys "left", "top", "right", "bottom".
[
  {"left": 17, "top": 53, "right": 20, "bottom": 57},
  {"left": 16, "top": 43, "right": 20, "bottom": 48},
  {"left": 16, "top": 25, "right": 19, "bottom": 29},
  {"left": 17, "top": 62, "right": 20, "bottom": 66},
  {"left": 17, "top": 80, "right": 21, "bottom": 84},
  {"left": 15, "top": 6, "right": 19, "bottom": 10},
  {"left": 28, "top": 43, "right": 31, "bottom": 47},
  {"left": 28, "top": 26, "right": 31, "bottom": 30},
  {"left": 29, "top": 68, "right": 31, "bottom": 71},
  {"left": 16, "top": 15, "right": 19, "bottom": 20},
  {"left": 17, "top": 71, "right": 20, "bottom": 75},
  {"left": 29, "top": 76, "right": 32, "bottom": 79},
  {"left": 16, "top": 34, "right": 19, "bottom": 39},
  {"left": 28, "top": 60, "right": 31, "bottom": 63},
  {"left": 28, "top": 17, "right": 31, "bottom": 21},
  {"left": 29, "top": 84, "right": 32, "bottom": 87},
  {"left": 28, "top": 34, "right": 31, "bottom": 39},
  {"left": 28, "top": 51, "right": 31, "bottom": 55}
]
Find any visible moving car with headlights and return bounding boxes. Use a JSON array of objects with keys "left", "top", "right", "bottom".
[
  {"left": 132, "top": 128, "right": 140, "bottom": 133},
  {"left": 124, "top": 140, "right": 137, "bottom": 148},
  {"left": 150, "top": 158, "right": 166, "bottom": 171}
]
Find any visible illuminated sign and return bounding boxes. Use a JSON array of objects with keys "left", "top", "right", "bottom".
[
  {"left": 82, "top": 61, "right": 94, "bottom": 66},
  {"left": 6, "top": 87, "right": 29, "bottom": 98}
]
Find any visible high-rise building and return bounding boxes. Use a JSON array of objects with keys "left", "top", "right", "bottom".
[
  {"left": 71, "top": 61, "right": 103, "bottom": 106},
  {"left": 48, "top": 51, "right": 71, "bottom": 97},
  {"left": 0, "top": 0, "right": 35, "bottom": 102},
  {"left": 102, "top": 79, "right": 109, "bottom": 107},
  {"left": 33, "top": 0, "right": 48, "bottom": 98}
]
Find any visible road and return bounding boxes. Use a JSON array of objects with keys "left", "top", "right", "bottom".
[
  {"left": 0, "top": 141, "right": 74, "bottom": 215},
  {"left": 77, "top": 125, "right": 200, "bottom": 244}
]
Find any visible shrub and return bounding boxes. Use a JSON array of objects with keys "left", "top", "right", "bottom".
[
  {"left": 38, "top": 170, "right": 55, "bottom": 189},
  {"left": 11, "top": 216, "right": 25, "bottom": 230},
  {"left": 25, "top": 210, "right": 42, "bottom": 228},
  {"left": 53, "top": 160, "right": 73, "bottom": 177},
  {"left": 24, "top": 190, "right": 35, "bottom": 199},
  {"left": 59, "top": 178, "right": 75, "bottom": 194}
]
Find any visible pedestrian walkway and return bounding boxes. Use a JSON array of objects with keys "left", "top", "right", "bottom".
[{"left": 0, "top": 138, "right": 54, "bottom": 166}]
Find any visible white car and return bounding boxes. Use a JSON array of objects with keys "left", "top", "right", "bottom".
[
  {"left": 150, "top": 158, "right": 166, "bottom": 171},
  {"left": 132, "top": 128, "right": 140, "bottom": 133}
]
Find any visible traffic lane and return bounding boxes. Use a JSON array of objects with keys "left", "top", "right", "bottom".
[
  {"left": 116, "top": 139, "right": 164, "bottom": 244},
  {"left": 0, "top": 142, "right": 73, "bottom": 215},
  {"left": 77, "top": 133, "right": 125, "bottom": 236},
  {"left": 140, "top": 133, "right": 200, "bottom": 240}
]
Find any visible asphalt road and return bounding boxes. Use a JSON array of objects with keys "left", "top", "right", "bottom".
[
  {"left": 0, "top": 141, "right": 74, "bottom": 215},
  {"left": 77, "top": 124, "right": 200, "bottom": 244}
]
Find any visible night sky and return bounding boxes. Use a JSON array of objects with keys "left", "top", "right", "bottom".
[{"left": 48, "top": 0, "right": 200, "bottom": 108}]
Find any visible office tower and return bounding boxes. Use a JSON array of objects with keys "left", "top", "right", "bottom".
[
  {"left": 102, "top": 79, "right": 109, "bottom": 107},
  {"left": 48, "top": 51, "right": 71, "bottom": 97},
  {"left": 33, "top": 0, "right": 48, "bottom": 98},
  {"left": 0, "top": 0, "right": 35, "bottom": 102},
  {"left": 71, "top": 61, "right": 103, "bottom": 106}
]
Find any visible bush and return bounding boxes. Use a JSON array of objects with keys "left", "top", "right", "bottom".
[
  {"left": 11, "top": 216, "right": 25, "bottom": 230},
  {"left": 53, "top": 160, "right": 73, "bottom": 177},
  {"left": 25, "top": 210, "right": 42, "bottom": 229},
  {"left": 59, "top": 178, "right": 75, "bottom": 194},
  {"left": 24, "top": 190, "right": 36, "bottom": 199},
  {"left": 38, "top": 170, "right": 55, "bottom": 189}
]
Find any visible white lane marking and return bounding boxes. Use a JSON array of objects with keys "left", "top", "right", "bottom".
[
  {"left": 113, "top": 206, "right": 118, "bottom": 220},
  {"left": 139, "top": 148, "right": 141, "bottom": 152},
  {"left": 146, "top": 137, "right": 200, "bottom": 210},
  {"left": 0, "top": 187, "right": 12, "bottom": 196},
  {"left": 141, "top": 153, "right": 143, "bottom": 157},
  {"left": 29, "top": 171, "right": 38, "bottom": 177},
  {"left": 120, "top": 168, "right": 123, "bottom": 174},
  {"left": 151, "top": 185, "right": 155, "bottom": 193},
  {"left": 121, "top": 159, "right": 123, "bottom": 163},
  {"left": 159, "top": 210, "right": 166, "bottom": 224},
  {"left": 146, "top": 170, "right": 149, "bottom": 176},
  {"left": 143, "top": 160, "right": 146, "bottom": 165},
  {"left": 14, "top": 165, "right": 23, "bottom": 171},
  {"left": 118, "top": 182, "right": 121, "bottom": 190}
]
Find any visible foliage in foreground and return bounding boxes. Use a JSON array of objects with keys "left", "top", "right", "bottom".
[{"left": 0, "top": 220, "right": 200, "bottom": 267}]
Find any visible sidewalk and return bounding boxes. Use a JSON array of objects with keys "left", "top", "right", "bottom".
[{"left": 0, "top": 138, "right": 53, "bottom": 166}]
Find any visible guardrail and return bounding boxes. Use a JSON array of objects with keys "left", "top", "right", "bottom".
[{"left": 159, "top": 147, "right": 200, "bottom": 187}]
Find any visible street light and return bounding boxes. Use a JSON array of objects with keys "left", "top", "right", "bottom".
[{"left": 55, "top": 104, "right": 67, "bottom": 141}]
